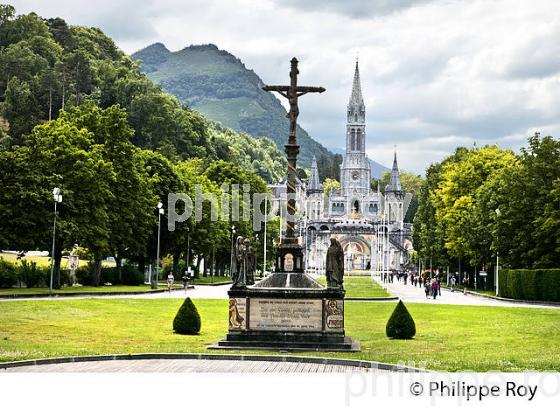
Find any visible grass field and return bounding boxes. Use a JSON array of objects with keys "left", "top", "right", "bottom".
[
  {"left": 315, "top": 276, "right": 391, "bottom": 298},
  {"left": 0, "top": 298, "right": 558, "bottom": 371},
  {"left": 194, "top": 276, "right": 232, "bottom": 285},
  {"left": 0, "top": 252, "right": 115, "bottom": 268}
]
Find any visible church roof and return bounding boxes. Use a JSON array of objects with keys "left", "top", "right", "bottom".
[
  {"left": 307, "top": 156, "right": 323, "bottom": 194},
  {"left": 348, "top": 60, "right": 364, "bottom": 107},
  {"left": 386, "top": 151, "right": 403, "bottom": 193}
]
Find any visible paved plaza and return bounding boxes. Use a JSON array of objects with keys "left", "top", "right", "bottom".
[{"left": 1, "top": 358, "right": 390, "bottom": 373}]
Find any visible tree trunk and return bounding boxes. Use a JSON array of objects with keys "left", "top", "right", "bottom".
[
  {"left": 196, "top": 255, "right": 202, "bottom": 279},
  {"left": 138, "top": 254, "right": 146, "bottom": 276},
  {"left": 48, "top": 87, "right": 52, "bottom": 121},
  {"left": 115, "top": 255, "right": 122, "bottom": 283},
  {"left": 172, "top": 251, "right": 180, "bottom": 275},
  {"left": 93, "top": 257, "right": 103, "bottom": 286}
]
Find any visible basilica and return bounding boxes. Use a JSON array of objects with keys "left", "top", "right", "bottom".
[{"left": 269, "top": 62, "right": 413, "bottom": 273}]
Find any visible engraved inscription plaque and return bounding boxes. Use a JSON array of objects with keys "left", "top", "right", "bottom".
[
  {"left": 249, "top": 298, "right": 322, "bottom": 331},
  {"left": 284, "top": 253, "right": 294, "bottom": 271}
]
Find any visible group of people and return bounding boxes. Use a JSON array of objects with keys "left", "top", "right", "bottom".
[
  {"left": 165, "top": 270, "right": 193, "bottom": 292},
  {"left": 388, "top": 270, "right": 475, "bottom": 299},
  {"left": 385, "top": 270, "right": 445, "bottom": 300}
]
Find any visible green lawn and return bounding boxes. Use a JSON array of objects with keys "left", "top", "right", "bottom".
[
  {"left": 0, "top": 285, "right": 182, "bottom": 296},
  {"left": 0, "top": 252, "right": 115, "bottom": 268},
  {"left": 316, "top": 276, "right": 391, "bottom": 298},
  {"left": 0, "top": 298, "right": 558, "bottom": 371},
  {"left": 194, "top": 276, "right": 232, "bottom": 285}
]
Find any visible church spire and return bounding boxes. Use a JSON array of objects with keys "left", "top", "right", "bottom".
[
  {"left": 349, "top": 59, "right": 364, "bottom": 106},
  {"left": 307, "top": 155, "right": 323, "bottom": 195},
  {"left": 386, "top": 150, "right": 403, "bottom": 193}
]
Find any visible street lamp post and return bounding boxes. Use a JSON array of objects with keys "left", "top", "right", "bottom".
[
  {"left": 263, "top": 198, "right": 268, "bottom": 276},
  {"left": 186, "top": 227, "right": 190, "bottom": 273},
  {"left": 153, "top": 202, "right": 164, "bottom": 289},
  {"left": 255, "top": 233, "right": 259, "bottom": 278},
  {"left": 49, "top": 188, "right": 62, "bottom": 295},
  {"left": 229, "top": 225, "right": 235, "bottom": 276},
  {"left": 495, "top": 208, "right": 500, "bottom": 297}
]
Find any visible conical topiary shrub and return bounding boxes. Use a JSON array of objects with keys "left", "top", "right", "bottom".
[
  {"left": 173, "top": 297, "right": 201, "bottom": 335},
  {"left": 386, "top": 300, "right": 416, "bottom": 339}
]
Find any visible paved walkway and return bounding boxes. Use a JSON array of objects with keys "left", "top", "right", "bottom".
[
  {"left": 0, "top": 285, "right": 231, "bottom": 302},
  {"left": 374, "top": 277, "right": 559, "bottom": 309},
  {"left": 1, "top": 359, "right": 382, "bottom": 373},
  {"left": 2, "top": 279, "right": 557, "bottom": 309}
]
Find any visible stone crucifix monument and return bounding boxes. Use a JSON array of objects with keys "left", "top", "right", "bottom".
[{"left": 212, "top": 58, "right": 359, "bottom": 351}]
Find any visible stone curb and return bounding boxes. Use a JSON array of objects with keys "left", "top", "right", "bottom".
[
  {"left": 194, "top": 282, "right": 233, "bottom": 286},
  {"left": 346, "top": 296, "right": 398, "bottom": 301},
  {"left": 442, "top": 286, "right": 560, "bottom": 306},
  {"left": 0, "top": 353, "right": 426, "bottom": 372},
  {"left": 0, "top": 287, "right": 191, "bottom": 300}
]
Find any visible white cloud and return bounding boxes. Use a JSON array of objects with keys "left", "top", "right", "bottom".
[{"left": 9, "top": 0, "right": 560, "bottom": 174}]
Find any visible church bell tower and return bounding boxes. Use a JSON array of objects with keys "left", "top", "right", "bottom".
[{"left": 340, "top": 60, "right": 371, "bottom": 205}]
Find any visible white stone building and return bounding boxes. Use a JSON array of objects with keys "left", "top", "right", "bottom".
[{"left": 270, "top": 62, "right": 413, "bottom": 272}]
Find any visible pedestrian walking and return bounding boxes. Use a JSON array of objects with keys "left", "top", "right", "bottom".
[
  {"left": 167, "top": 272, "right": 174, "bottom": 292},
  {"left": 182, "top": 270, "right": 189, "bottom": 290},
  {"left": 431, "top": 278, "right": 438, "bottom": 300},
  {"left": 424, "top": 280, "right": 431, "bottom": 299}
]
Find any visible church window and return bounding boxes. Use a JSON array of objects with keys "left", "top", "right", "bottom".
[{"left": 357, "top": 129, "right": 362, "bottom": 151}]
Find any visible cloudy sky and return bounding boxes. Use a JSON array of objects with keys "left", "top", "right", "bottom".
[{"left": 10, "top": 0, "right": 560, "bottom": 174}]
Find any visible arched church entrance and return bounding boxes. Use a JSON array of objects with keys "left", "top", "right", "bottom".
[{"left": 340, "top": 237, "right": 371, "bottom": 271}]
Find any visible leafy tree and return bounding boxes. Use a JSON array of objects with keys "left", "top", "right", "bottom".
[
  {"left": 60, "top": 103, "right": 155, "bottom": 281},
  {"left": 2, "top": 77, "right": 40, "bottom": 141},
  {"left": 496, "top": 134, "right": 560, "bottom": 268},
  {"left": 323, "top": 178, "right": 340, "bottom": 197},
  {"left": 0, "top": 116, "right": 114, "bottom": 287}
]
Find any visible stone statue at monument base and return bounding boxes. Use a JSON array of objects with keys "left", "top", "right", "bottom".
[{"left": 326, "top": 238, "right": 345, "bottom": 288}]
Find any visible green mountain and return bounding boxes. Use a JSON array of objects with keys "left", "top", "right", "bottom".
[{"left": 132, "top": 43, "right": 333, "bottom": 168}]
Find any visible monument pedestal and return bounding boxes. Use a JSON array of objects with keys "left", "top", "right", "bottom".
[{"left": 210, "top": 272, "right": 360, "bottom": 352}]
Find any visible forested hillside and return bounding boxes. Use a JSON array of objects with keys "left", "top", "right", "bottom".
[
  {"left": 0, "top": 5, "right": 282, "bottom": 287},
  {"left": 0, "top": 7, "right": 285, "bottom": 182},
  {"left": 132, "top": 42, "right": 339, "bottom": 174}
]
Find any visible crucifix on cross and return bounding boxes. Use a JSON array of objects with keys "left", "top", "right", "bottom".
[
  {"left": 262, "top": 58, "right": 325, "bottom": 248},
  {"left": 263, "top": 57, "right": 325, "bottom": 144}
]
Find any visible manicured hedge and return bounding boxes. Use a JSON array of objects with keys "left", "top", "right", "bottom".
[
  {"left": 386, "top": 300, "right": 416, "bottom": 339},
  {"left": 0, "top": 258, "right": 144, "bottom": 288},
  {"left": 0, "top": 258, "right": 18, "bottom": 288},
  {"left": 498, "top": 269, "right": 560, "bottom": 302},
  {"left": 173, "top": 297, "right": 201, "bottom": 335}
]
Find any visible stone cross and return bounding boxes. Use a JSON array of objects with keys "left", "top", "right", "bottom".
[{"left": 263, "top": 57, "right": 325, "bottom": 244}]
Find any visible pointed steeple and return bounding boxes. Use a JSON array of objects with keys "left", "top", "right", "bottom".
[
  {"left": 307, "top": 155, "right": 323, "bottom": 195},
  {"left": 349, "top": 59, "right": 364, "bottom": 106},
  {"left": 386, "top": 150, "right": 403, "bottom": 193}
]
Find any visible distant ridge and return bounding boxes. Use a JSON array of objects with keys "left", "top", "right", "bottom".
[{"left": 132, "top": 43, "right": 333, "bottom": 167}]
